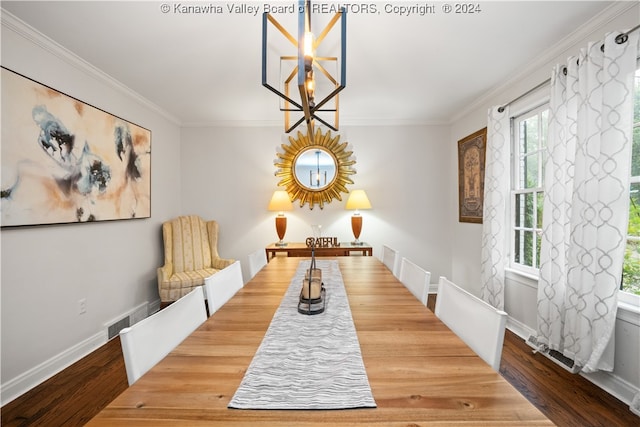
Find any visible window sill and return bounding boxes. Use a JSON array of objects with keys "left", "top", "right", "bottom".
[
  {"left": 505, "top": 267, "right": 538, "bottom": 289},
  {"left": 618, "top": 293, "right": 640, "bottom": 325},
  {"left": 504, "top": 267, "right": 640, "bottom": 325}
]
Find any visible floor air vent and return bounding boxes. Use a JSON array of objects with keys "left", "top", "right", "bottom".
[
  {"left": 105, "top": 302, "right": 148, "bottom": 340},
  {"left": 526, "top": 335, "right": 581, "bottom": 374},
  {"left": 107, "top": 316, "right": 130, "bottom": 340}
]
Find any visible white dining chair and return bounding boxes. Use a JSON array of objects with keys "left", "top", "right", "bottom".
[
  {"left": 204, "top": 260, "right": 244, "bottom": 316},
  {"left": 248, "top": 249, "right": 268, "bottom": 279},
  {"left": 119, "top": 286, "right": 207, "bottom": 385},
  {"left": 381, "top": 245, "right": 400, "bottom": 278},
  {"left": 398, "top": 257, "right": 431, "bottom": 306},
  {"left": 434, "top": 276, "right": 508, "bottom": 372}
]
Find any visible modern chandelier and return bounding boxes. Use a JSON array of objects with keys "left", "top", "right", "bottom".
[{"left": 262, "top": 0, "right": 346, "bottom": 141}]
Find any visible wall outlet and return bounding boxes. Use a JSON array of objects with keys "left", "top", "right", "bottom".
[{"left": 78, "top": 298, "right": 87, "bottom": 315}]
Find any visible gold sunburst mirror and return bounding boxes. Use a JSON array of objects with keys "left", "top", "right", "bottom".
[{"left": 275, "top": 127, "right": 356, "bottom": 209}]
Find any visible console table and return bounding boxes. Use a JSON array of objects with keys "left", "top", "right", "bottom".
[{"left": 265, "top": 242, "right": 372, "bottom": 261}]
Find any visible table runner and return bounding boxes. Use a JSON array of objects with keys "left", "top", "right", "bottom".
[{"left": 228, "top": 259, "right": 377, "bottom": 410}]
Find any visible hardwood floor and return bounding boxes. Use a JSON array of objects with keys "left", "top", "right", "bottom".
[
  {"left": 1, "top": 337, "right": 128, "bottom": 427},
  {"left": 2, "top": 299, "right": 638, "bottom": 426}
]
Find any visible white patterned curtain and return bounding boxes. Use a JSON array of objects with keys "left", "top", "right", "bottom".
[
  {"left": 480, "top": 106, "right": 510, "bottom": 310},
  {"left": 537, "top": 31, "right": 638, "bottom": 373}
]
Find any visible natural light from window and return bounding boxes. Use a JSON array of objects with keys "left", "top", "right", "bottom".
[
  {"left": 510, "top": 68, "right": 639, "bottom": 299},
  {"left": 511, "top": 106, "right": 547, "bottom": 276},
  {"left": 622, "top": 68, "right": 640, "bottom": 296}
]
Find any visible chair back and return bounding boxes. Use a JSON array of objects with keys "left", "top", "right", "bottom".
[
  {"left": 120, "top": 286, "right": 207, "bottom": 385},
  {"left": 381, "top": 245, "right": 400, "bottom": 278},
  {"left": 248, "top": 249, "right": 268, "bottom": 279},
  {"left": 204, "top": 260, "right": 244, "bottom": 315},
  {"left": 168, "top": 215, "right": 213, "bottom": 274},
  {"left": 399, "top": 257, "right": 431, "bottom": 306},
  {"left": 434, "top": 276, "right": 508, "bottom": 371}
]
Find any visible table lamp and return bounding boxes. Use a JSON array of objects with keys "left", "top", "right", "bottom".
[
  {"left": 268, "top": 190, "right": 293, "bottom": 246},
  {"left": 345, "top": 190, "right": 372, "bottom": 245}
]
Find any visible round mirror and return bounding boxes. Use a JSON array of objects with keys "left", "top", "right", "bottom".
[
  {"left": 293, "top": 148, "right": 337, "bottom": 190},
  {"left": 275, "top": 127, "right": 356, "bottom": 209}
]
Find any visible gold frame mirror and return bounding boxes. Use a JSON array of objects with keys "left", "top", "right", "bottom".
[{"left": 275, "top": 127, "right": 356, "bottom": 209}]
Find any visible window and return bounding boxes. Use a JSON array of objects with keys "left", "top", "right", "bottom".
[
  {"left": 622, "top": 68, "right": 640, "bottom": 296},
  {"left": 508, "top": 69, "right": 639, "bottom": 299},
  {"left": 511, "top": 105, "right": 548, "bottom": 275}
]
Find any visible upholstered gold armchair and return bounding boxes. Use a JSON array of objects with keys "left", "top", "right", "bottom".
[{"left": 157, "top": 215, "right": 234, "bottom": 303}]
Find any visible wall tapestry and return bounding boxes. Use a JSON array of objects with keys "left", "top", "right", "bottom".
[
  {"left": 1, "top": 67, "right": 151, "bottom": 227},
  {"left": 457, "top": 127, "right": 487, "bottom": 223}
]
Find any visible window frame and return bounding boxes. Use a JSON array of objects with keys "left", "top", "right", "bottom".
[
  {"left": 503, "top": 71, "right": 640, "bottom": 315},
  {"left": 620, "top": 66, "right": 640, "bottom": 299},
  {"left": 509, "top": 104, "right": 548, "bottom": 277}
]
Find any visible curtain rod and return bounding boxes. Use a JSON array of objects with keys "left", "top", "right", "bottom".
[
  {"left": 616, "top": 22, "right": 640, "bottom": 44},
  {"left": 497, "top": 23, "right": 640, "bottom": 113},
  {"left": 497, "top": 78, "right": 550, "bottom": 113}
]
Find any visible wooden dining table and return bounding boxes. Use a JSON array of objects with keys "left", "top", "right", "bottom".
[{"left": 88, "top": 256, "right": 554, "bottom": 426}]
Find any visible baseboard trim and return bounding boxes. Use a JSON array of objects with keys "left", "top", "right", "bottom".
[
  {"left": 1, "top": 300, "right": 158, "bottom": 407},
  {"left": 581, "top": 369, "right": 640, "bottom": 413},
  {"left": 0, "top": 332, "right": 105, "bottom": 406},
  {"left": 149, "top": 298, "right": 161, "bottom": 315},
  {"left": 505, "top": 316, "right": 639, "bottom": 409},
  {"left": 506, "top": 316, "right": 535, "bottom": 341}
]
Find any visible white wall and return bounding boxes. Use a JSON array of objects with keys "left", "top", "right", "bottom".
[
  {"left": 1, "top": 14, "right": 182, "bottom": 402},
  {"left": 448, "top": 2, "right": 640, "bottom": 404},
  {"left": 180, "top": 124, "right": 454, "bottom": 284}
]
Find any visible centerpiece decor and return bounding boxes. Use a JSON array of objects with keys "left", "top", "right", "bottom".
[{"left": 298, "top": 227, "right": 326, "bottom": 314}]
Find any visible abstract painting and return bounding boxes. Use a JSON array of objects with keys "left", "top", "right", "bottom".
[{"left": 1, "top": 67, "right": 151, "bottom": 227}]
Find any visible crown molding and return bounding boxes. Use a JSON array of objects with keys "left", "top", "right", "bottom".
[
  {"left": 3, "top": 2, "right": 634, "bottom": 130},
  {"left": 182, "top": 117, "right": 450, "bottom": 129},
  {"left": 181, "top": 119, "right": 281, "bottom": 128},
  {"left": 449, "top": 1, "right": 638, "bottom": 124},
  {"left": 340, "top": 118, "right": 451, "bottom": 127},
  {"left": 1, "top": 9, "right": 182, "bottom": 126}
]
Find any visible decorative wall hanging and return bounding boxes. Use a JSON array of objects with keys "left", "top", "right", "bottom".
[
  {"left": 274, "top": 127, "right": 355, "bottom": 209},
  {"left": 457, "top": 127, "right": 487, "bottom": 223},
  {"left": 1, "top": 67, "right": 151, "bottom": 227}
]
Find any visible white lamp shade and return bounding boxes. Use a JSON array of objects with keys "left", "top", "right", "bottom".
[
  {"left": 268, "top": 190, "right": 293, "bottom": 211},
  {"left": 345, "top": 190, "right": 372, "bottom": 210}
]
